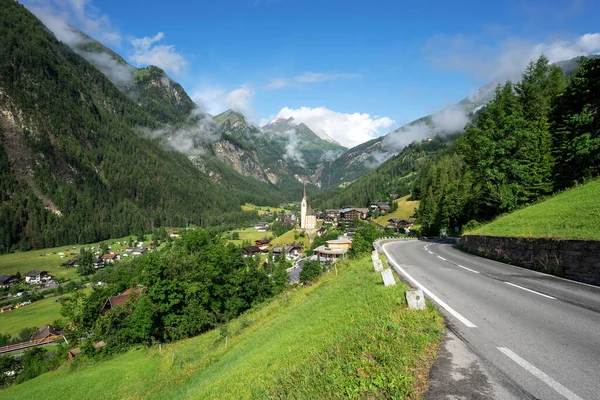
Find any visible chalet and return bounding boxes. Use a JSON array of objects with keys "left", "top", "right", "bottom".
[
  {"left": 243, "top": 246, "right": 262, "bottom": 257},
  {"left": 254, "top": 239, "right": 271, "bottom": 251},
  {"left": 93, "top": 258, "right": 104, "bottom": 269},
  {"left": 101, "top": 253, "right": 120, "bottom": 263},
  {"left": 0, "top": 275, "right": 17, "bottom": 288},
  {"left": 370, "top": 202, "right": 390, "bottom": 213},
  {"left": 24, "top": 270, "right": 51, "bottom": 284},
  {"left": 386, "top": 218, "right": 414, "bottom": 233},
  {"left": 285, "top": 243, "right": 303, "bottom": 260},
  {"left": 255, "top": 222, "right": 269, "bottom": 232},
  {"left": 61, "top": 258, "right": 78, "bottom": 267},
  {"left": 389, "top": 194, "right": 399, "bottom": 200},
  {"left": 339, "top": 207, "right": 369, "bottom": 221},
  {"left": 316, "top": 227, "right": 327, "bottom": 236},
  {"left": 101, "top": 287, "right": 145, "bottom": 315},
  {"left": 271, "top": 245, "right": 284, "bottom": 256},
  {"left": 313, "top": 237, "right": 352, "bottom": 263}
]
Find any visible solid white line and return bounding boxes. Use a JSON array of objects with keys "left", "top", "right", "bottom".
[
  {"left": 437, "top": 256, "right": 447, "bottom": 261},
  {"left": 498, "top": 347, "right": 583, "bottom": 400},
  {"left": 456, "top": 264, "right": 480, "bottom": 274},
  {"left": 383, "top": 245, "right": 477, "bottom": 328},
  {"left": 505, "top": 282, "right": 556, "bottom": 300}
]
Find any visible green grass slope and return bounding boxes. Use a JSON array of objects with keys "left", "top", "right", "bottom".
[
  {"left": 375, "top": 195, "right": 420, "bottom": 226},
  {"left": 4, "top": 256, "right": 443, "bottom": 399},
  {"left": 467, "top": 179, "right": 600, "bottom": 239}
]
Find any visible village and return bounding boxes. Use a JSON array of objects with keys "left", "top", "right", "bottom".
[{"left": 0, "top": 189, "right": 416, "bottom": 359}]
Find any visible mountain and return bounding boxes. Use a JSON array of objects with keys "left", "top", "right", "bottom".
[{"left": 0, "top": 1, "right": 284, "bottom": 253}]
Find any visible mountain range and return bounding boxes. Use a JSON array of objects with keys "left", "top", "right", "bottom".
[{"left": 0, "top": 0, "right": 591, "bottom": 252}]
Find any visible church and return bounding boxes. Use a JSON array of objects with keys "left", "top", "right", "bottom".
[{"left": 300, "top": 184, "right": 317, "bottom": 231}]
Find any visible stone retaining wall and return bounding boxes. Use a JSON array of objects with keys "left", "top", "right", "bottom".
[{"left": 459, "top": 235, "right": 600, "bottom": 286}]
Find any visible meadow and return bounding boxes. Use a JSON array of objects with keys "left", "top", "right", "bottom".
[
  {"left": 375, "top": 195, "right": 420, "bottom": 227},
  {"left": 467, "top": 179, "right": 600, "bottom": 239},
  {"left": 4, "top": 255, "right": 444, "bottom": 399}
]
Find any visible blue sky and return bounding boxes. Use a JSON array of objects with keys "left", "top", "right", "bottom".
[{"left": 24, "top": 0, "right": 600, "bottom": 147}]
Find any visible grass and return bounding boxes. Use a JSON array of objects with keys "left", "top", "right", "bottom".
[
  {"left": 467, "top": 179, "right": 600, "bottom": 239},
  {"left": 226, "top": 227, "right": 273, "bottom": 247},
  {"left": 375, "top": 195, "right": 420, "bottom": 226},
  {"left": 241, "top": 203, "right": 291, "bottom": 215},
  {"left": 0, "top": 296, "right": 64, "bottom": 336},
  {"left": 4, "top": 255, "right": 444, "bottom": 399},
  {"left": 0, "top": 236, "right": 152, "bottom": 281},
  {"left": 0, "top": 288, "right": 93, "bottom": 337},
  {"left": 269, "top": 229, "right": 313, "bottom": 248}
]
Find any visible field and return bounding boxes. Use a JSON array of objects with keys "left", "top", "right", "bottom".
[
  {"left": 468, "top": 179, "right": 600, "bottom": 239},
  {"left": 241, "top": 203, "right": 291, "bottom": 215},
  {"left": 0, "top": 235, "right": 152, "bottom": 281},
  {"left": 225, "top": 227, "right": 273, "bottom": 247},
  {"left": 0, "top": 287, "right": 93, "bottom": 337},
  {"left": 375, "top": 195, "right": 420, "bottom": 226},
  {"left": 4, "top": 255, "right": 444, "bottom": 399},
  {"left": 269, "top": 229, "right": 313, "bottom": 248}
]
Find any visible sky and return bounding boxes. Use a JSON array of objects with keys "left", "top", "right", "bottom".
[{"left": 22, "top": 0, "right": 600, "bottom": 148}]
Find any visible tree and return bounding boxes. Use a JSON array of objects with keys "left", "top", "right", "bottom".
[
  {"left": 77, "top": 249, "right": 94, "bottom": 276},
  {"left": 299, "top": 260, "right": 323, "bottom": 284}
]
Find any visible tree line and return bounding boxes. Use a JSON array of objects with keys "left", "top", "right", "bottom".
[{"left": 415, "top": 55, "right": 600, "bottom": 235}]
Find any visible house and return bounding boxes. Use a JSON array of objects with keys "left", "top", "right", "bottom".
[
  {"left": 339, "top": 207, "right": 369, "bottom": 222},
  {"left": 243, "top": 246, "right": 262, "bottom": 257},
  {"left": 30, "top": 324, "right": 63, "bottom": 341},
  {"left": 271, "top": 245, "right": 284, "bottom": 256},
  {"left": 313, "top": 237, "right": 352, "bottom": 263},
  {"left": 316, "top": 227, "right": 327, "bottom": 236},
  {"left": 101, "top": 253, "right": 120, "bottom": 264},
  {"left": 24, "top": 270, "right": 51, "bottom": 284},
  {"left": 0, "top": 275, "right": 17, "bottom": 288},
  {"left": 61, "top": 258, "right": 78, "bottom": 267},
  {"left": 255, "top": 222, "right": 269, "bottom": 232},
  {"left": 254, "top": 239, "right": 271, "bottom": 251},
  {"left": 389, "top": 194, "right": 399, "bottom": 200},
  {"left": 93, "top": 258, "right": 104, "bottom": 269},
  {"left": 370, "top": 202, "right": 390, "bottom": 213},
  {"left": 285, "top": 243, "right": 303, "bottom": 260},
  {"left": 101, "top": 287, "right": 145, "bottom": 315},
  {"left": 386, "top": 218, "right": 414, "bottom": 233}
]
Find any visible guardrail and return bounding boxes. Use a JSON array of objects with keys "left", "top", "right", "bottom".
[
  {"left": 373, "top": 237, "right": 418, "bottom": 252},
  {"left": 0, "top": 335, "right": 63, "bottom": 354}
]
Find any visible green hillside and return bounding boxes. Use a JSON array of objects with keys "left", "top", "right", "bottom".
[
  {"left": 375, "top": 195, "right": 420, "bottom": 226},
  {"left": 0, "top": 1, "right": 264, "bottom": 253},
  {"left": 4, "top": 255, "right": 443, "bottom": 399},
  {"left": 467, "top": 179, "right": 600, "bottom": 239}
]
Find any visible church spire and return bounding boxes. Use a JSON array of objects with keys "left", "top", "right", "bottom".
[{"left": 303, "top": 181, "right": 306, "bottom": 200}]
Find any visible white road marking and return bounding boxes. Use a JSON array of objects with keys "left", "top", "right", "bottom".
[
  {"left": 383, "top": 245, "right": 477, "bottom": 328},
  {"left": 456, "top": 264, "right": 480, "bottom": 274},
  {"left": 437, "top": 256, "right": 447, "bottom": 261},
  {"left": 505, "top": 282, "right": 556, "bottom": 300},
  {"left": 498, "top": 347, "right": 583, "bottom": 400},
  {"left": 428, "top": 251, "right": 433, "bottom": 254}
]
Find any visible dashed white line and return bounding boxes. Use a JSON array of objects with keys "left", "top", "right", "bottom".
[
  {"left": 437, "top": 256, "right": 447, "bottom": 261},
  {"left": 427, "top": 251, "right": 433, "bottom": 254},
  {"left": 505, "top": 282, "right": 556, "bottom": 300},
  {"left": 456, "top": 264, "right": 480, "bottom": 274},
  {"left": 383, "top": 245, "right": 477, "bottom": 328},
  {"left": 498, "top": 347, "right": 583, "bottom": 400}
]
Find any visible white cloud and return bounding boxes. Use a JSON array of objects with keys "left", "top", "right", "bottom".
[
  {"left": 130, "top": 32, "right": 188, "bottom": 77},
  {"left": 192, "top": 84, "right": 256, "bottom": 117},
  {"left": 226, "top": 85, "right": 255, "bottom": 116},
  {"left": 424, "top": 32, "right": 600, "bottom": 81},
  {"left": 266, "top": 72, "right": 360, "bottom": 90},
  {"left": 24, "top": 0, "right": 121, "bottom": 46},
  {"left": 271, "top": 107, "right": 394, "bottom": 148}
]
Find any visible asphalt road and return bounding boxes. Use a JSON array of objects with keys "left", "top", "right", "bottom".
[
  {"left": 382, "top": 240, "right": 600, "bottom": 400},
  {"left": 287, "top": 258, "right": 305, "bottom": 283}
]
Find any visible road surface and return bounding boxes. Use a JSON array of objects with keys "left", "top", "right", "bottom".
[
  {"left": 382, "top": 240, "right": 600, "bottom": 400},
  {"left": 287, "top": 258, "right": 305, "bottom": 283}
]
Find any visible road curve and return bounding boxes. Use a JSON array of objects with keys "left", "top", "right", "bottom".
[{"left": 382, "top": 240, "right": 600, "bottom": 400}]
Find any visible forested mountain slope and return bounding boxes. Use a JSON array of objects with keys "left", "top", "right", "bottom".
[{"left": 0, "top": 1, "right": 272, "bottom": 252}]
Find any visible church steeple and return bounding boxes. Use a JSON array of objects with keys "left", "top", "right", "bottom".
[{"left": 300, "top": 181, "right": 307, "bottom": 229}]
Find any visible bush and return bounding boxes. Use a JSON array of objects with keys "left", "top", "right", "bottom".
[{"left": 299, "top": 260, "right": 323, "bottom": 284}]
